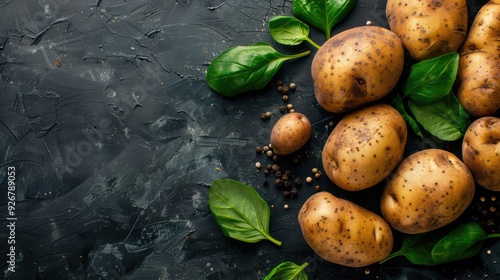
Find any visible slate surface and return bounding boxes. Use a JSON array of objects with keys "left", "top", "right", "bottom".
[{"left": 0, "top": 0, "right": 498, "bottom": 279}]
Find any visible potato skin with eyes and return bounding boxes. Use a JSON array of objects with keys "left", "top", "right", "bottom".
[
  {"left": 311, "top": 26, "right": 404, "bottom": 113},
  {"left": 381, "top": 149, "right": 475, "bottom": 234},
  {"left": 457, "top": 0, "right": 500, "bottom": 117},
  {"left": 386, "top": 0, "right": 468, "bottom": 61},
  {"left": 322, "top": 104, "right": 407, "bottom": 191},
  {"left": 270, "top": 112, "right": 312, "bottom": 155},
  {"left": 298, "top": 191, "right": 393, "bottom": 267},
  {"left": 462, "top": 117, "right": 500, "bottom": 191}
]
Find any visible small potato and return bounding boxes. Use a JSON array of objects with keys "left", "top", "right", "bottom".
[
  {"left": 298, "top": 191, "right": 393, "bottom": 267},
  {"left": 386, "top": 0, "right": 468, "bottom": 61},
  {"left": 270, "top": 112, "right": 311, "bottom": 155},
  {"left": 311, "top": 26, "right": 404, "bottom": 113},
  {"left": 462, "top": 117, "right": 500, "bottom": 191},
  {"left": 322, "top": 104, "right": 407, "bottom": 191},
  {"left": 457, "top": 0, "right": 500, "bottom": 117},
  {"left": 381, "top": 149, "right": 475, "bottom": 234}
]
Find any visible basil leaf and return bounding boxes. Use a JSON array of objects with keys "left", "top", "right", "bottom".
[
  {"left": 269, "top": 16, "right": 321, "bottom": 49},
  {"left": 408, "top": 92, "right": 470, "bottom": 141},
  {"left": 404, "top": 52, "right": 459, "bottom": 105},
  {"left": 209, "top": 178, "right": 282, "bottom": 246},
  {"left": 207, "top": 42, "right": 310, "bottom": 96},
  {"left": 380, "top": 233, "right": 442, "bottom": 266},
  {"left": 292, "top": 0, "right": 356, "bottom": 39},
  {"left": 264, "top": 262, "right": 309, "bottom": 280},
  {"left": 394, "top": 94, "right": 424, "bottom": 138},
  {"left": 431, "top": 222, "right": 488, "bottom": 263}
]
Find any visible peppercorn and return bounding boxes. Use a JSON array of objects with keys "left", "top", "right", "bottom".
[
  {"left": 294, "top": 178, "right": 302, "bottom": 186},
  {"left": 272, "top": 164, "right": 280, "bottom": 172},
  {"left": 279, "top": 105, "right": 286, "bottom": 113},
  {"left": 283, "top": 190, "right": 291, "bottom": 197},
  {"left": 282, "top": 95, "right": 289, "bottom": 101},
  {"left": 306, "top": 177, "right": 313, "bottom": 183},
  {"left": 255, "top": 146, "right": 262, "bottom": 153},
  {"left": 275, "top": 170, "right": 282, "bottom": 178},
  {"left": 290, "top": 188, "right": 298, "bottom": 197},
  {"left": 289, "top": 82, "right": 296, "bottom": 90},
  {"left": 275, "top": 178, "right": 283, "bottom": 187},
  {"left": 315, "top": 185, "right": 321, "bottom": 192}
]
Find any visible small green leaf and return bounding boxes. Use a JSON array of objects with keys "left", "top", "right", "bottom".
[
  {"left": 380, "top": 233, "right": 442, "bottom": 266},
  {"left": 209, "top": 178, "right": 282, "bottom": 246},
  {"left": 207, "top": 42, "right": 310, "bottom": 96},
  {"left": 292, "top": 0, "right": 356, "bottom": 39},
  {"left": 431, "top": 222, "right": 487, "bottom": 263},
  {"left": 408, "top": 92, "right": 470, "bottom": 141},
  {"left": 269, "top": 16, "right": 321, "bottom": 49},
  {"left": 394, "top": 94, "right": 424, "bottom": 138},
  {"left": 404, "top": 52, "right": 459, "bottom": 104},
  {"left": 264, "top": 262, "right": 309, "bottom": 280},
  {"left": 380, "top": 222, "right": 500, "bottom": 266}
]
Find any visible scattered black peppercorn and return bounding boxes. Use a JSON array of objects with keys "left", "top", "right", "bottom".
[{"left": 294, "top": 178, "right": 302, "bottom": 186}]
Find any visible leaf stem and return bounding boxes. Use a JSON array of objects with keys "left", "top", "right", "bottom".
[
  {"left": 305, "top": 37, "right": 321, "bottom": 49},
  {"left": 485, "top": 233, "right": 500, "bottom": 239},
  {"left": 265, "top": 233, "right": 283, "bottom": 246},
  {"left": 286, "top": 50, "right": 311, "bottom": 60}
]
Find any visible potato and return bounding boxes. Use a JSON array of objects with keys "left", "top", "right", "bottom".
[
  {"left": 462, "top": 117, "right": 500, "bottom": 191},
  {"left": 298, "top": 191, "right": 393, "bottom": 267},
  {"left": 270, "top": 112, "right": 311, "bottom": 155},
  {"left": 457, "top": 0, "right": 500, "bottom": 117},
  {"left": 322, "top": 104, "right": 407, "bottom": 191},
  {"left": 311, "top": 26, "right": 404, "bottom": 113},
  {"left": 381, "top": 149, "right": 475, "bottom": 234},
  {"left": 386, "top": 0, "right": 468, "bottom": 61}
]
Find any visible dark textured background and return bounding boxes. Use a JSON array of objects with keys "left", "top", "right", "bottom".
[{"left": 0, "top": 0, "right": 498, "bottom": 279}]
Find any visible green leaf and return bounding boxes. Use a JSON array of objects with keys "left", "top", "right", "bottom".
[
  {"left": 394, "top": 94, "right": 424, "bottom": 138},
  {"left": 408, "top": 92, "right": 470, "bottom": 141},
  {"left": 209, "top": 178, "right": 282, "bottom": 246},
  {"left": 207, "top": 42, "right": 310, "bottom": 96},
  {"left": 431, "top": 222, "right": 488, "bottom": 263},
  {"left": 268, "top": 16, "right": 321, "bottom": 49},
  {"left": 292, "top": 0, "right": 356, "bottom": 39},
  {"left": 404, "top": 52, "right": 459, "bottom": 104},
  {"left": 380, "top": 222, "right": 500, "bottom": 266},
  {"left": 380, "top": 233, "right": 442, "bottom": 266},
  {"left": 264, "top": 262, "right": 309, "bottom": 280}
]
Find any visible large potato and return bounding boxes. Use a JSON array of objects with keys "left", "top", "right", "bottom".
[
  {"left": 298, "top": 191, "right": 393, "bottom": 267},
  {"left": 322, "top": 104, "right": 407, "bottom": 191},
  {"left": 386, "top": 0, "right": 468, "bottom": 61},
  {"left": 462, "top": 117, "right": 500, "bottom": 191},
  {"left": 311, "top": 26, "right": 404, "bottom": 113},
  {"left": 381, "top": 149, "right": 475, "bottom": 234},
  {"left": 457, "top": 0, "right": 500, "bottom": 117},
  {"left": 270, "top": 112, "right": 312, "bottom": 155}
]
